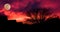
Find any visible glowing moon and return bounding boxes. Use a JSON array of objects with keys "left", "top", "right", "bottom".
[{"left": 4, "top": 3, "right": 11, "bottom": 10}]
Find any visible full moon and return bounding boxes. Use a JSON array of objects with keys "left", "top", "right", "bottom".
[{"left": 4, "top": 3, "right": 11, "bottom": 10}]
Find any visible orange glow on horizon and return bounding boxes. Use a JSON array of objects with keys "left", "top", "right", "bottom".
[{"left": 0, "top": 7, "right": 41, "bottom": 24}]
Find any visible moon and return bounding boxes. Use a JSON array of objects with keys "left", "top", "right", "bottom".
[{"left": 4, "top": 3, "right": 11, "bottom": 10}]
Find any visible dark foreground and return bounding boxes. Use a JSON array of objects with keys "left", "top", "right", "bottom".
[{"left": 0, "top": 15, "right": 60, "bottom": 32}]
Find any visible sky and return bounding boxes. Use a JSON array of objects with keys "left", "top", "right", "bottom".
[{"left": 0, "top": 0, "right": 60, "bottom": 24}]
